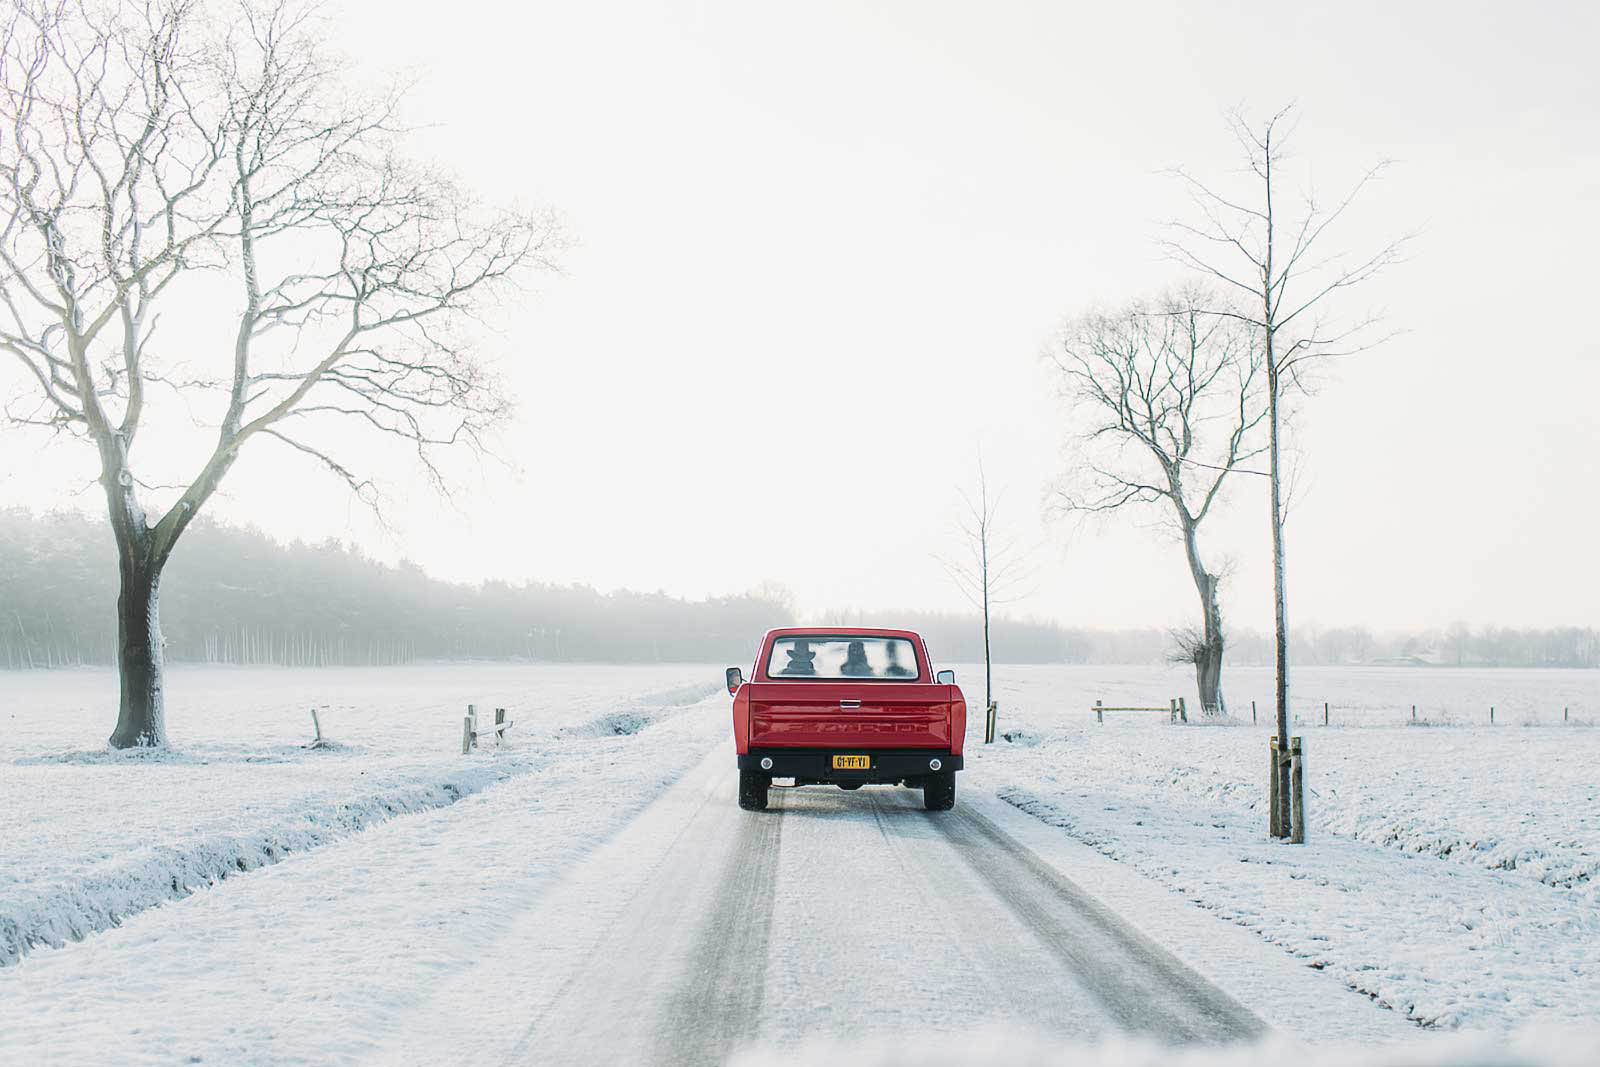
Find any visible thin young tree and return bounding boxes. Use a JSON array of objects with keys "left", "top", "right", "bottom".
[
  {"left": 1162, "top": 106, "right": 1407, "bottom": 834},
  {"left": 938, "top": 457, "right": 1031, "bottom": 719},
  {"left": 0, "top": 0, "right": 559, "bottom": 746},
  {"left": 1049, "top": 288, "right": 1266, "bottom": 715}
]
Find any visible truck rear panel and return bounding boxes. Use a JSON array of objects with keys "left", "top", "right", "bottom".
[{"left": 743, "top": 681, "right": 961, "bottom": 751}]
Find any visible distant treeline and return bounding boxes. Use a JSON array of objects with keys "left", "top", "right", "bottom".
[
  {"left": 1225, "top": 624, "right": 1600, "bottom": 669},
  {"left": 0, "top": 510, "right": 792, "bottom": 668},
  {"left": 2, "top": 510, "right": 1594, "bottom": 669}
]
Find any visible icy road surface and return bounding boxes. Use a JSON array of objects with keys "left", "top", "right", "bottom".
[{"left": 374, "top": 744, "right": 1407, "bottom": 1066}]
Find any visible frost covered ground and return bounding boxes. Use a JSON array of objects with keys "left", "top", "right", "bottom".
[
  {"left": 971, "top": 663, "right": 1600, "bottom": 1031},
  {"left": 0, "top": 663, "right": 720, "bottom": 964},
  {"left": 1, "top": 661, "right": 1596, "bottom": 1065}
]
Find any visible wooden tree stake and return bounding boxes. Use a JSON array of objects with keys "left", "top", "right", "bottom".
[
  {"left": 1289, "top": 736, "right": 1306, "bottom": 844},
  {"left": 1269, "top": 737, "right": 1283, "bottom": 838}
]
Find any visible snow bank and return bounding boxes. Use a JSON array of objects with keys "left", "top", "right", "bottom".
[{"left": 0, "top": 763, "right": 509, "bottom": 965}]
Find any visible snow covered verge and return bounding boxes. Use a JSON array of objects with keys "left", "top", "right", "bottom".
[
  {"left": 0, "top": 670, "right": 733, "bottom": 1064},
  {"left": 966, "top": 663, "right": 1600, "bottom": 1032},
  {"left": 0, "top": 663, "right": 721, "bottom": 966},
  {"left": 732, "top": 1025, "right": 1600, "bottom": 1067}
]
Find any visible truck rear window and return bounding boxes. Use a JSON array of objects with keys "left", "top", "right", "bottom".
[{"left": 766, "top": 636, "right": 920, "bottom": 680}]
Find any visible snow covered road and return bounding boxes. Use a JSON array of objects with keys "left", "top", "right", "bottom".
[{"left": 373, "top": 741, "right": 1404, "bottom": 1067}]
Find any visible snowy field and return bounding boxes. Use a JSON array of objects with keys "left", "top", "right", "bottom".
[
  {"left": 0, "top": 663, "right": 722, "bottom": 964},
  {"left": 970, "top": 662, "right": 1600, "bottom": 1031}
]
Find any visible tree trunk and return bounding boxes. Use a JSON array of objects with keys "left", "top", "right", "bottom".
[
  {"left": 1193, "top": 629, "right": 1223, "bottom": 713},
  {"left": 983, "top": 596, "right": 992, "bottom": 715},
  {"left": 1179, "top": 519, "right": 1226, "bottom": 715},
  {"left": 1266, "top": 344, "right": 1291, "bottom": 835},
  {"left": 108, "top": 555, "right": 167, "bottom": 748},
  {"left": 1258, "top": 145, "right": 1292, "bottom": 835},
  {"left": 981, "top": 522, "right": 993, "bottom": 714},
  {"left": 99, "top": 457, "right": 172, "bottom": 748}
]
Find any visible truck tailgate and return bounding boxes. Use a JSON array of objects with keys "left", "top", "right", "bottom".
[{"left": 745, "top": 682, "right": 955, "bottom": 749}]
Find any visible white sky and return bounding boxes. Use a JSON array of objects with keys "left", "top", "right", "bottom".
[{"left": 3, "top": 0, "right": 1597, "bottom": 631}]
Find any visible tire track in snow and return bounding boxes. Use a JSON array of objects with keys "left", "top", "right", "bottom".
[
  {"left": 655, "top": 790, "right": 784, "bottom": 1064},
  {"left": 382, "top": 755, "right": 1265, "bottom": 1065},
  {"left": 860, "top": 790, "right": 1112, "bottom": 1039},
  {"left": 501, "top": 765, "right": 783, "bottom": 1066},
  {"left": 933, "top": 800, "right": 1265, "bottom": 1043}
]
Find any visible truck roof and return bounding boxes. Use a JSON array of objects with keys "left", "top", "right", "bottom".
[{"left": 762, "top": 626, "right": 923, "bottom": 641}]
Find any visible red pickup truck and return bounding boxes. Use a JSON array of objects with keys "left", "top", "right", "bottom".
[{"left": 725, "top": 627, "right": 967, "bottom": 812}]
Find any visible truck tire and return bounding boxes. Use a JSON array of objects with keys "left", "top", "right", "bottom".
[
  {"left": 922, "top": 771, "right": 956, "bottom": 811},
  {"left": 738, "top": 770, "right": 770, "bottom": 811}
]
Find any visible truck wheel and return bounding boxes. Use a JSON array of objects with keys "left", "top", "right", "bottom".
[
  {"left": 837, "top": 782, "right": 862, "bottom": 791},
  {"left": 738, "top": 770, "right": 770, "bottom": 811},
  {"left": 922, "top": 771, "right": 956, "bottom": 811}
]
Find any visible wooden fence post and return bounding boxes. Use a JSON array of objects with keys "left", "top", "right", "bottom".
[
  {"left": 1095, "top": 699, "right": 1103, "bottom": 724},
  {"left": 1565, "top": 707, "right": 1569, "bottom": 722},
  {"left": 1490, "top": 705, "right": 1495, "bottom": 725},
  {"left": 462, "top": 704, "right": 477, "bottom": 754},
  {"left": 310, "top": 709, "right": 323, "bottom": 744},
  {"left": 1251, "top": 700, "right": 1256, "bottom": 724},
  {"left": 495, "top": 707, "right": 506, "bottom": 744},
  {"left": 1324, "top": 702, "right": 1329, "bottom": 726},
  {"left": 1412, "top": 704, "right": 1416, "bottom": 722},
  {"left": 1178, "top": 696, "right": 1188, "bottom": 723},
  {"left": 1269, "top": 737, "right": 1282, "bottom": 838},
  {"left": 1289, "top": 737, "right": 1306, "bottom": 844}
]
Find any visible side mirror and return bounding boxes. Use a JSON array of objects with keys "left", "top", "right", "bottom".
[
  {"left": 936, "top": 669, "right": 955, "bottom": 685},
  {"left": 725, "top": 666, "right": 745, "bottom": 695}
]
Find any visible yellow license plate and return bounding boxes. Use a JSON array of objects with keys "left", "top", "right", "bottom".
[{"left": 833, "top": 754, "right": 871, "bottom": 770}]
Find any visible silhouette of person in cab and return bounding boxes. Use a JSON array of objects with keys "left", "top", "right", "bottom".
[
  {"left": 840, "top": 640, "right": 874, "bottom": 677},
  {"left": 780, "top": 639, "right": 817, "bottom": 675},
  {"left": 882, "top": 642, "right": 913, "bottom": 678}
]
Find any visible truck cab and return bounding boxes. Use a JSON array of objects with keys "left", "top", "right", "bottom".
[{"left": 725, "top": 627, "right": 967, "bottom": 812}]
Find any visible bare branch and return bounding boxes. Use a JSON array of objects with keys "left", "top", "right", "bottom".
[
  {"left": 1048, "top": 285, "right": 1266, "bottom": 529},
  {"left": 1, "top": 0, "right": 563, "bottom": 577}
]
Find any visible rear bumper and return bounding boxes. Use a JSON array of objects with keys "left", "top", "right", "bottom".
[{"left": 738, "top": 747, "right": 962, "bottom": 785}]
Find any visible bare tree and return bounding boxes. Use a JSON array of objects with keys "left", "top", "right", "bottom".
[
  {"left": 938, "top": 456, "right": 1030, "bottom": 717},
  {"left": 0, "top": 0, "right": 560, "bottom": 747},
  {"left": 1049, "top": 287, "right": 1266, "bottom": 715},
  {"left": 1162, "top": 105, "right": 1407, "bottom": 834}
]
